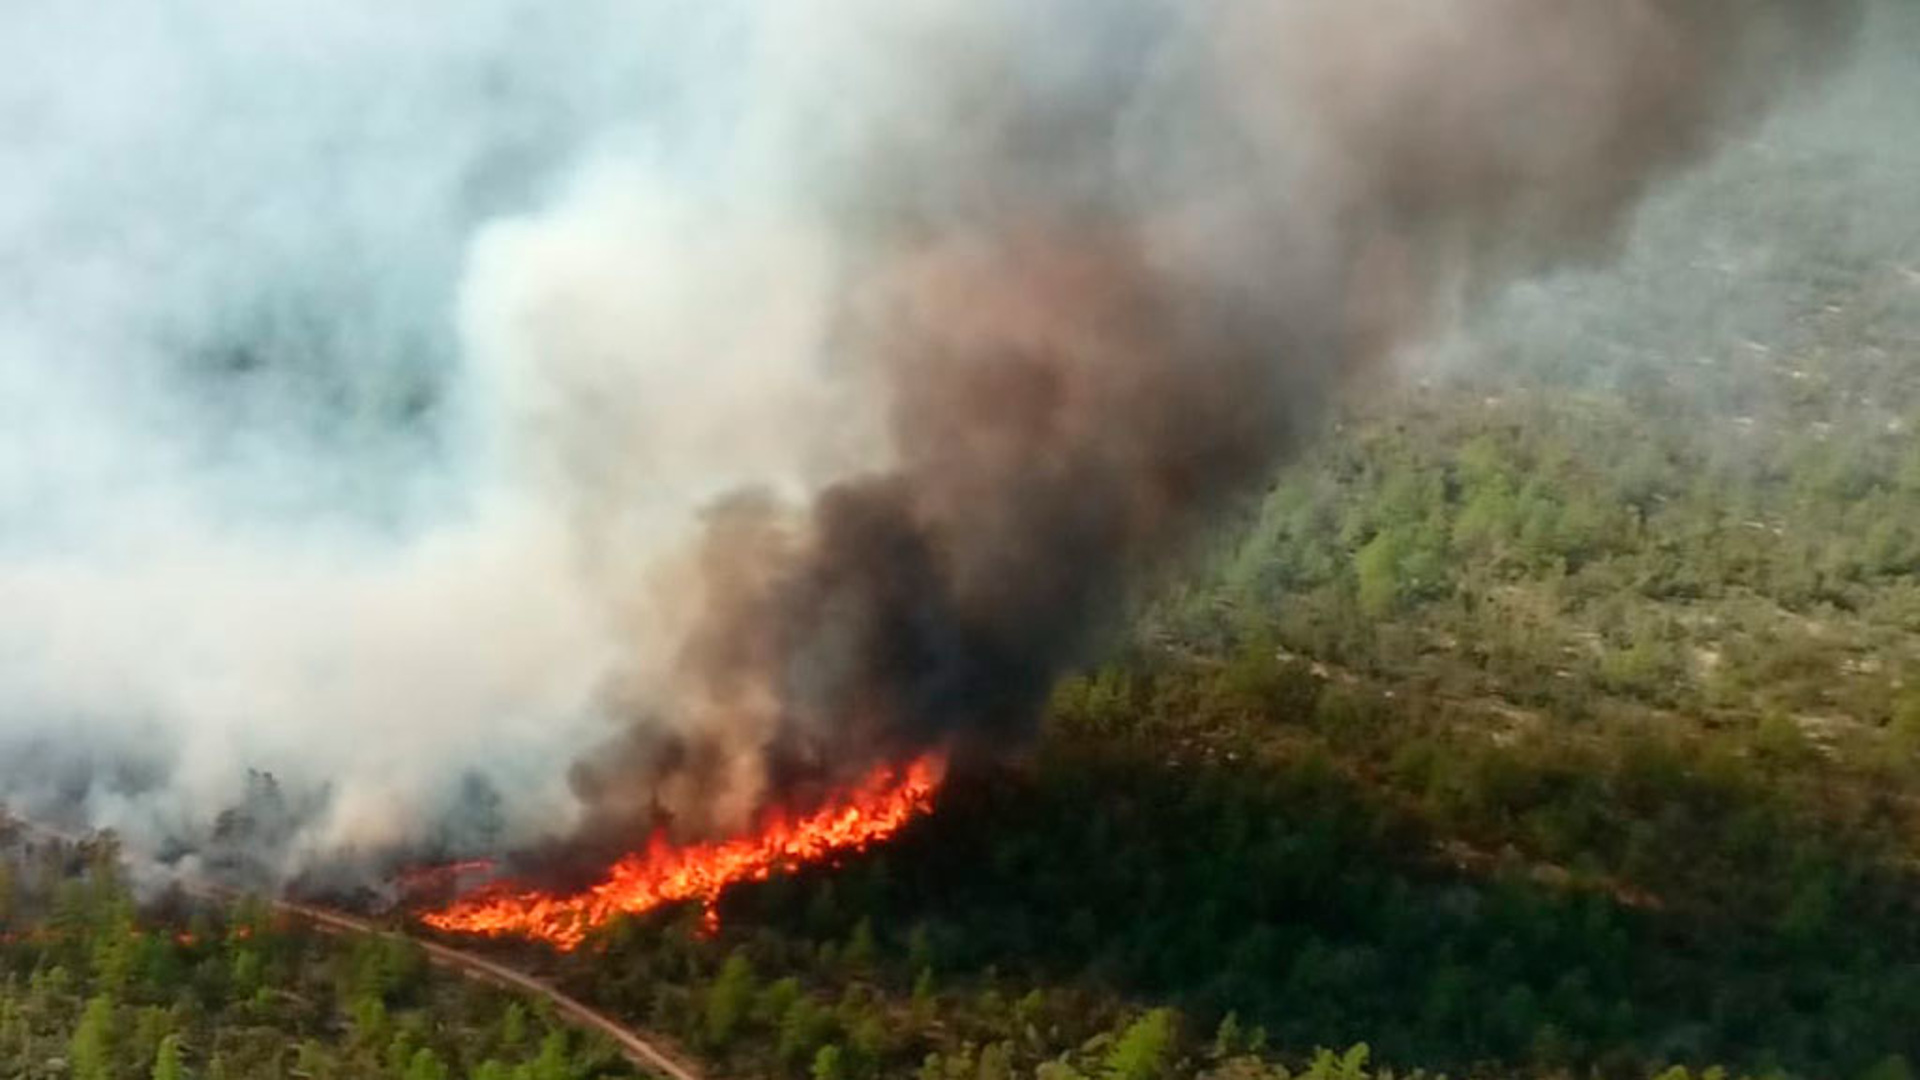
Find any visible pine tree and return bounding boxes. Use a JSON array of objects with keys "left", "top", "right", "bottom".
[
  {"left": 404, "top": 1047, "right": 449, "bottom": 1080},
  {"left": 69, "top": 995, "right": 116, "bottom": 1080},
  {"left": 500, "top": 1001, "right": 528, "bottom": 1051},
  {"left": 1104, "top": 1010, "right": 1177, "bottom": 1080},
  {"left": 703, "top": 950, "right": 755, "bottom": 1049},
  {"left": 151, "top": 1033, "right": 186, "bottom": 1080},
  {"left": 811, "top": 1043, "right": 847, "bottom": 1080},
  {"left": 531, "top": 1029, "right": 572, "bottom": 1080}
]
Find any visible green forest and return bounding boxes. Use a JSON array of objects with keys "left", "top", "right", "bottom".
[
  {"left": 477, "top": 137, "right": 1920, "bottom": 1080},
  {"left": 11, "top": 239, "right": 1920, "bottom": 1079},
  {"left": 7, "top": 32, "right": 1920, "bottom": 1079},
  {"left": 0, "top": 826, "right": 641, "bottom": 1079}
]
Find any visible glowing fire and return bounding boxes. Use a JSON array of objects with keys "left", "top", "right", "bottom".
[{"left": 421, "top": 754, "right": 946, "bottom": 950}]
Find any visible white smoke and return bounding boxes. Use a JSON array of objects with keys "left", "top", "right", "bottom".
[
  {"left": 0, "top": 0, "right": 760, "bottom": 871},
  {"left": 0, "top": 0, "right": 1899, "bottom": 879},
  {"left": 0, "top": 0, "right": 947, "bottom": 874}
]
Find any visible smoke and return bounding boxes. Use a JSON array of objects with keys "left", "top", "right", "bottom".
[
  {"left": 0, "top": 0, "right": 682, "bottom": 875},
  {"left": 562, "top": 0, "right": 1870, "bottom": 838},
  {"left": 0, "top": 0, "right": 1876, "bottom": 874}
]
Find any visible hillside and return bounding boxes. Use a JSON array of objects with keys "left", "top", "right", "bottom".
[
  {"left": 5, "top": 9, "right": 1918, "bottom": 1080},
  {"left": 0, "top": 824, "right": 646, "bottom": 1080}
]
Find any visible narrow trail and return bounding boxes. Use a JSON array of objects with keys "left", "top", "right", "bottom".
[
  {"left": 277, "top": 901, "right": 706, "bottom": 1080},
  {"left": 3, "top": 817, "right": 706, "bottom": 1080}
]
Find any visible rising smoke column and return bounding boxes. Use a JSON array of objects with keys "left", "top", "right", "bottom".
[
  {"left": 545, "top": 0, "right": 1866, "bottom": 839},
  {"left": 0, "top": 0, "right": 1875, "bottom": 875},
  {"left": 0, "top": 0, "right": 705, "bottom": 877}
]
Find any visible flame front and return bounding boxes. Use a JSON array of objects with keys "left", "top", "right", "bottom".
[{"left": 420, "top": 754, "right": 946, "bottom": 950}]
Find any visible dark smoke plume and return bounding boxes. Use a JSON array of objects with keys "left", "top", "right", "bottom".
[
  {"left": 566, "top": 0, "right": 1866, "bottom": 838},
  {"left": 0, "top": 0, "right": 1881, "bottom": 878}
]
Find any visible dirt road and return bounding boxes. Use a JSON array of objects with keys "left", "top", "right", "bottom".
[
  {"left": 5, "top": 818, "right": 704, "bottom": 1080},
  {"left": 278, "top": 901, "right": 705, "bottom": 1080}
]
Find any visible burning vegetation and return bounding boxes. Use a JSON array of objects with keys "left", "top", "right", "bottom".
[
  {"left": 555, "top": 0, "right": 1866, "bottom": 859},
  {"left": 0, "top": 0, "right": 1872, "bottom": 956},
  {"left": 414, "top": 0, "right": 1866, "bottom": 956},
  {"left": 421, "top": 754, "right": 945, "bottom": 949}
]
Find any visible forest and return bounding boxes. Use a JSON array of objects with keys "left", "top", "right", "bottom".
[
  {"left": 437, "top": 131, "right": 1920, "bottom": 1080},
  {"left": 0, "top": 824, "right": 640, "bottom": 1079},
  {"left": 11, "top": 285, "right": 1920, "bottom": 1078},
  {"left": 6, "top": 28, "right": 1919, "bottom": 1079}
]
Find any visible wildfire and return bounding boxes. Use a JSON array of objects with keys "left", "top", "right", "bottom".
[{"left": 420, "top": 753, "right": 946, "bottom": 950}]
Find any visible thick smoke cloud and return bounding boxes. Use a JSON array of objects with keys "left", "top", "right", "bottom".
[
  {"left": 0, "top": 0, "right": 697, "bottom": 876},
  {"left": 0, "top": 0, "right": 1878, "bottom": 876},
  {"left": 563, "top": 0, "right": 1869, "bottom": 838}
]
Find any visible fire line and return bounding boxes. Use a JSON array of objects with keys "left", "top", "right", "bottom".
[{"left": 420, "top": 753, "right": 946, "bottom": 950}]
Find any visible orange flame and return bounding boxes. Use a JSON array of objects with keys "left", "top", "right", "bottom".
[{"left": 420, "top": 753, "right": 946, "bottom": 950}]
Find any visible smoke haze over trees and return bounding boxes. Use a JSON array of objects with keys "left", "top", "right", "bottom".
[{"left": 0, "top": 0, "right": 1896, "bottom": 877}]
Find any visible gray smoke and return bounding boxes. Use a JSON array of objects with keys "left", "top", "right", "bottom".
[
  {"left": 564, "top": 0, "right": 1870, "bottom": 838},
  {"left": 0, "top": 0, "right": 1879, "bottom": 874}
]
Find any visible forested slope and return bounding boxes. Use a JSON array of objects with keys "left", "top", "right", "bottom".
[
  {"left": 491, "top": 26, "right": 1920, "bottom": 1079},
  {"left": 0, "top": 823, "right": 643, "bottom": 1080},
  {"left": 6, "top": 11, "right": 1918, "bottom": 1080}
]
